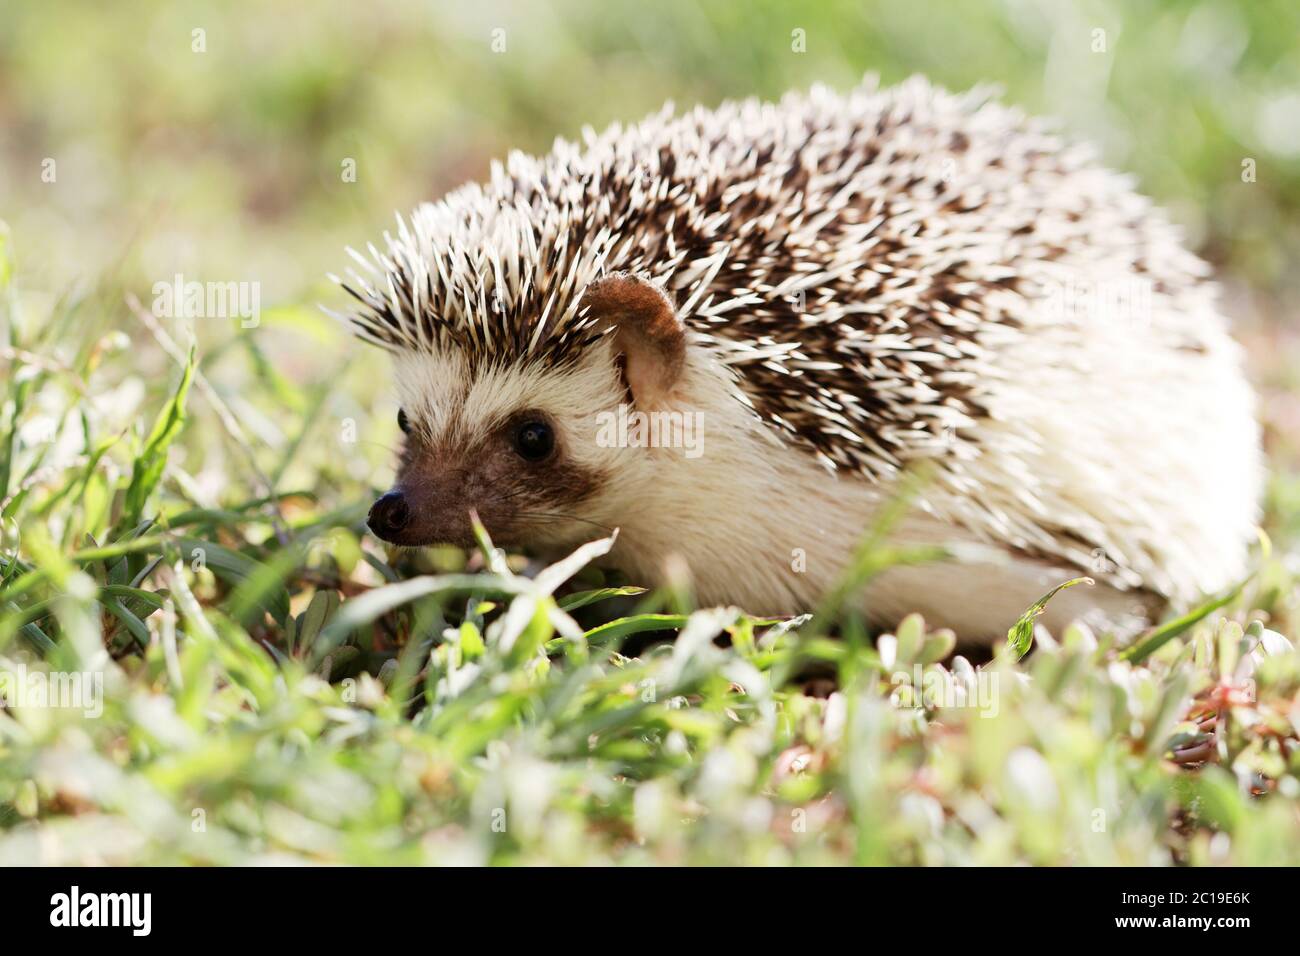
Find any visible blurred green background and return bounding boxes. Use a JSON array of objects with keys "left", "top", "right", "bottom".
[{"left": 2, "top": 0, "right": 1300, "bottom": 477}]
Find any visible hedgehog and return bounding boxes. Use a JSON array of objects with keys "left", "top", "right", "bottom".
[{"left": 335, "top": 76, "right": 1262, "bottom": 641}]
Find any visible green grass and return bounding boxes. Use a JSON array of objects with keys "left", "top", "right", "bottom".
[{"left": 1, "top": 233, "right": 1299, "bottom": 866}]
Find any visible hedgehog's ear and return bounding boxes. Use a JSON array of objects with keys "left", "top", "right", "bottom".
[{"left": 582, "top": 272, "right": 685, "bottom": 408}]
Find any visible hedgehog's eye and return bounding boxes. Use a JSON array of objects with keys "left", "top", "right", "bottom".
[
  {"left": 397, "top": 409, "right": 410, "bottom": 435},
  {"left": 513, "top": 420, "right": 554, "bottom": 462}
]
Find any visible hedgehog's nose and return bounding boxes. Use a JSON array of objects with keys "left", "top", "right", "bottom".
[{"left": 368, "top": 491, "right": 411, "bottom": 541}]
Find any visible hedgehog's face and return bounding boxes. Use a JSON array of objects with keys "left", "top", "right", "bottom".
[
  {"left": 368, "top": 273, "right": 687, "bottom": 552},
  {"left": 369, "top": 350, "right": 616, "bottom": 550}
]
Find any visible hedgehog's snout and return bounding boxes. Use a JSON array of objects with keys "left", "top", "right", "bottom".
[{"left": 368, "top": 490, "right": 411, "bottom": 542}]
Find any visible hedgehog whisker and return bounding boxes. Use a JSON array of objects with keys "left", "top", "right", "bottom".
[
  {"left": 494, "top": 487, "right": 533, "bottom": 503},
  {"left": 515, "top": 511, "right": 614, "bottom": 534}
]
